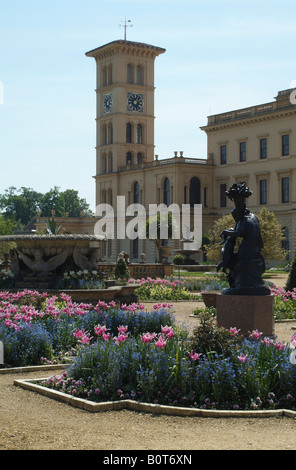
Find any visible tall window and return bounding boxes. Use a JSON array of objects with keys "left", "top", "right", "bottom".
[
  {"left": 260, "top": 138, "right": 267, "bottom": 159},
  {"left": 137, "top": 152, "right": 143, "bottom": 164},
  {"left": 108, "top": 123, "right": 113, "bottom": 144},
  {"left": 282, "top": 134, "right": 290, "bottom": 156},
  {"left": 108, "top": 153, "right": 113, "bottom": 173},
  {"left": 126, "top": 123, "right": 132, "bottom": 143},
  {"left": 282, "top": 177, "right": 290, "bottom": 203},
  {"left": 136, "top": 124, "right": 143, "bottom": 144},
  {"left": 134, "top": 182, "right": 139, "bottom": 203},
  {"left": 220, "top": 184, "right": 227, "bottom": 207},
  {"left": 126, "top": 152, "right": 132, "bottom": 165},
  {"left": 239, "top": 142, "right": 246, "bottom": 162},
  {"left": 136, "top": 65, "right": 143, "bottom": 85},
  {"left": 259, "top": 179, "right": 267, "bottom": 204},
  {"left": 189, "top": 177, "right": 201, "bottom": 206},
  {"left": 220, "top": 145, "right": 227, "bottom": 165},
  {"left": 164, "top": 178, "right": 170, "bottom": 206},
  {"left": 127, "top": 64, "right": 134, "bottom": 83},
  {"left": 204, "top": 187, "right": 208, "bottom": 208}
]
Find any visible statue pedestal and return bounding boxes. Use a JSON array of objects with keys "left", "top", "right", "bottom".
[{"left": 216, "top": 294, "right": 274, "bottom": 337}]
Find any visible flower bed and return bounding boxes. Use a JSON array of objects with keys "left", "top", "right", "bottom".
[
  {"left": 41, "top": 320, "right": 296, "bottom": 411},
  {"left": 271, "top": 286, "right": 296, "bottom": 320},
  {"left": 2, "top": 289, "right": 296, "bottom": 412},
  {"left": 131, "top": 277, "right": 192, "bottom": 301},
  {"left": 0, "top": 290, "right": 173, "bottom": 368}
]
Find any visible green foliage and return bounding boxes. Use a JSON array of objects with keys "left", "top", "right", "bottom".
[
  {"left": 0, "top": 186, "right": 92, "bottom": 227},
  {"left": 285, "top": 253, "right": 296, "bottom": 291},
  {"left": 46, "top": 218, "right": 62, "bottom": 234},
  {"left": 114, "top": 257, "right": 130, "bottom": 280},
  {"left": 189, "top": 311, "right": 243, "bottom": 357},
  {"left": 173, "top": 254, "right": 185, "bottom": 265},
  {"left": 206, "top": 207, "right": 286, "bottom": 263}
]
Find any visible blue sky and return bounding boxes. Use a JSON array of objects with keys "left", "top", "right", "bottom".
[{"left": 1, "top": 0, "right": 296, "bottom": 211}]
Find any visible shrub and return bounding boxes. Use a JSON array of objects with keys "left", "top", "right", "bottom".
[
  {"left": 114, "top": 257, "right": 130, "bottom": 280},
  {"left": 189, "top": 311, "right": 243, "bottom": 358}
]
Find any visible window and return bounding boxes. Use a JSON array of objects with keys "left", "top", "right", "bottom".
[
  {"left": 220, "top": 145, "right": 227, "bottom": 165},
  {"left": 108, "top": 153, "right": 113, "bottom": 173},
  {"left": 204, "top": 187, "right": 207, "bottom": 208},
  {"left": 108, "top": 123, "right": 113, "bottom": 144},
  {"left": 260, "top": 138, "right": 267, "bottom": 159},
  {"left": 126, "top": 123, "right": 132, "bottom": 143},
  {"left": 220, "top": 184, "right": 227, "bottom": 207},
  {"left": 164, "top": 178, "right": 170, "bottom": 206},
  {"left": 102, "top": 154, "right": 107, "bottom": 174},
  {"left": 136, "top": 124, "right": 143, "bottom": 144},
  {"left": 136, "top": 65, "right": 143, "bottom": 85},
  {"left": 137, "top": 152, "right": 143, "bottom": 164},
  {"left": 126, "top": 152, "right": 132, "bottom": 165},
  {"left": 132, "top": 237, "right": 139, "bottom": 260},
  {"left": 282, "top": 134, "right": 290, "bottom": 156},
  {"left": 239, "top": 142, "right": 246, "bottom": 162},
  {"left": 282, "top": 177, "right": 290, "bottom": 203},
  {"left": 282, "top": 227, "right": 290, "bottom": 259},
  {"left": 259, "top": 179, "right": 267, "bottom": 204},
  {"left": 189, "top": 177, "right": 201, "bottom": 207},
  {"left": 108, "top": 65, "right": 113, "bottom": 85},
  {"left": 127, "top": 64, "right": 133, "bottom": 83},
  {"left": 134, "top": 182, "right": 139, "bottom": 203}
]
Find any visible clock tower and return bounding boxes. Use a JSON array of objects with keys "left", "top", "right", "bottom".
[{"left": 86, "top": 40, "right": 166, "bottom": 207}]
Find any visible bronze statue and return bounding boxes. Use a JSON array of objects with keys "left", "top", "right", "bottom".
[{"left": 217, "top": 183, "right": 270, "bottom": 295}]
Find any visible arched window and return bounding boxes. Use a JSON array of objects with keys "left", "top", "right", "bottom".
[
  {"left": 137, "top": 153, "right": 143, "bottom": 164},
  {"left": 189, "top": 177, "right": 201, "bottom": 206},
  {"left": 126, "top": 152, "right": 132, "bottom": 165},
  {"left": 164, "top": 178, "right": 170, "bottom": 206},
  {"left": 108, "top": 123, "right": 113, "bottom": 144},
  {"left": 102, "top": 66, "right": 107, "bottom": 86},
  {"left": 126, "top": 123, "right": 132, "bottom": 143},
  {"left": 108, "top": 65, "right": 113, "bottom": 85},
  {"left": 102, "top": 125, "right": 107, "bottom": 145},
  {"left": 108, "top": 153, "right": 113, "bottom": 173},
  {"left": 136, "top": 65, "right": 143, "bottom": 85},
  {"left": 102, "top": 154, "right": 107, "bottom": 174},
  {"left": 134, "top": 182, "right": 140, "bottom": 203},
  {"left": 127, "top": 64, "right": 134, "bottom": 83},
  {"left": 136, "top": 124, "right": 143, "bottom": 144}
]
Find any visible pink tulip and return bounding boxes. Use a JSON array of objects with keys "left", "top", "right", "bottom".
[{"left": 237, "top": 353, "right": 248, "bottom": 363}]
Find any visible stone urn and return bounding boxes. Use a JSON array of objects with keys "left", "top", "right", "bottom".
[{"left": 160, "top": 246, "right": 171, "bottom": 264}]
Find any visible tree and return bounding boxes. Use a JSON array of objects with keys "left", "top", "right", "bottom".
[
  {"left": 0, "top": 186, "right": 93, "bottom": 227},
  {"left": 285, "top": 254, "right": 296, "bottom": 291},
  {"left": 206, "top": 207, "right": 286, "bottom": 264},
  {"left": 0, "top": 215, "right": 17, "bottom": 260},
  {"left": 145, "top": 212, "right": 174, "bottom": 261},
  {"left": 0, "top": 186, "right": 42, "bottom": 226}
]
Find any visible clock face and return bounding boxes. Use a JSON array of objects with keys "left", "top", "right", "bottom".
[
  {"left": 103, "top": 93, "right": 112, "bottom": 113},
  {"left": 127, "top": 92, "right": 144, "bottom": 112}
]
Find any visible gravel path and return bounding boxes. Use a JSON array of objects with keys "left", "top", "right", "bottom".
[{"left": 1, "top": 273, "right": 296, "bottom": 451}]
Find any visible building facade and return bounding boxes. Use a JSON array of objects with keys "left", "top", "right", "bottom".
[{"left": 84, "top": 39, "right": 296, "bottom": 262}]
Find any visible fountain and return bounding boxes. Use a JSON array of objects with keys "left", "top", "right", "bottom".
[{"left": 0, "top": 233, "right": 105, "bottom": 289}]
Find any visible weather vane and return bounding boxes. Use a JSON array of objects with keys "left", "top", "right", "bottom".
[{"left": 119, "top": 17, "right": 133, "bottom": 40}]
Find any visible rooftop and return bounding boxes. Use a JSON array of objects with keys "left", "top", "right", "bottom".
[{"left": 201, "top": 88, "right": 296, "bottom": 131}]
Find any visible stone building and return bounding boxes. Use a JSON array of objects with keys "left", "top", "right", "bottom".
[{"left": 37, "top": 39, "right": 296, "bottom": 263}]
